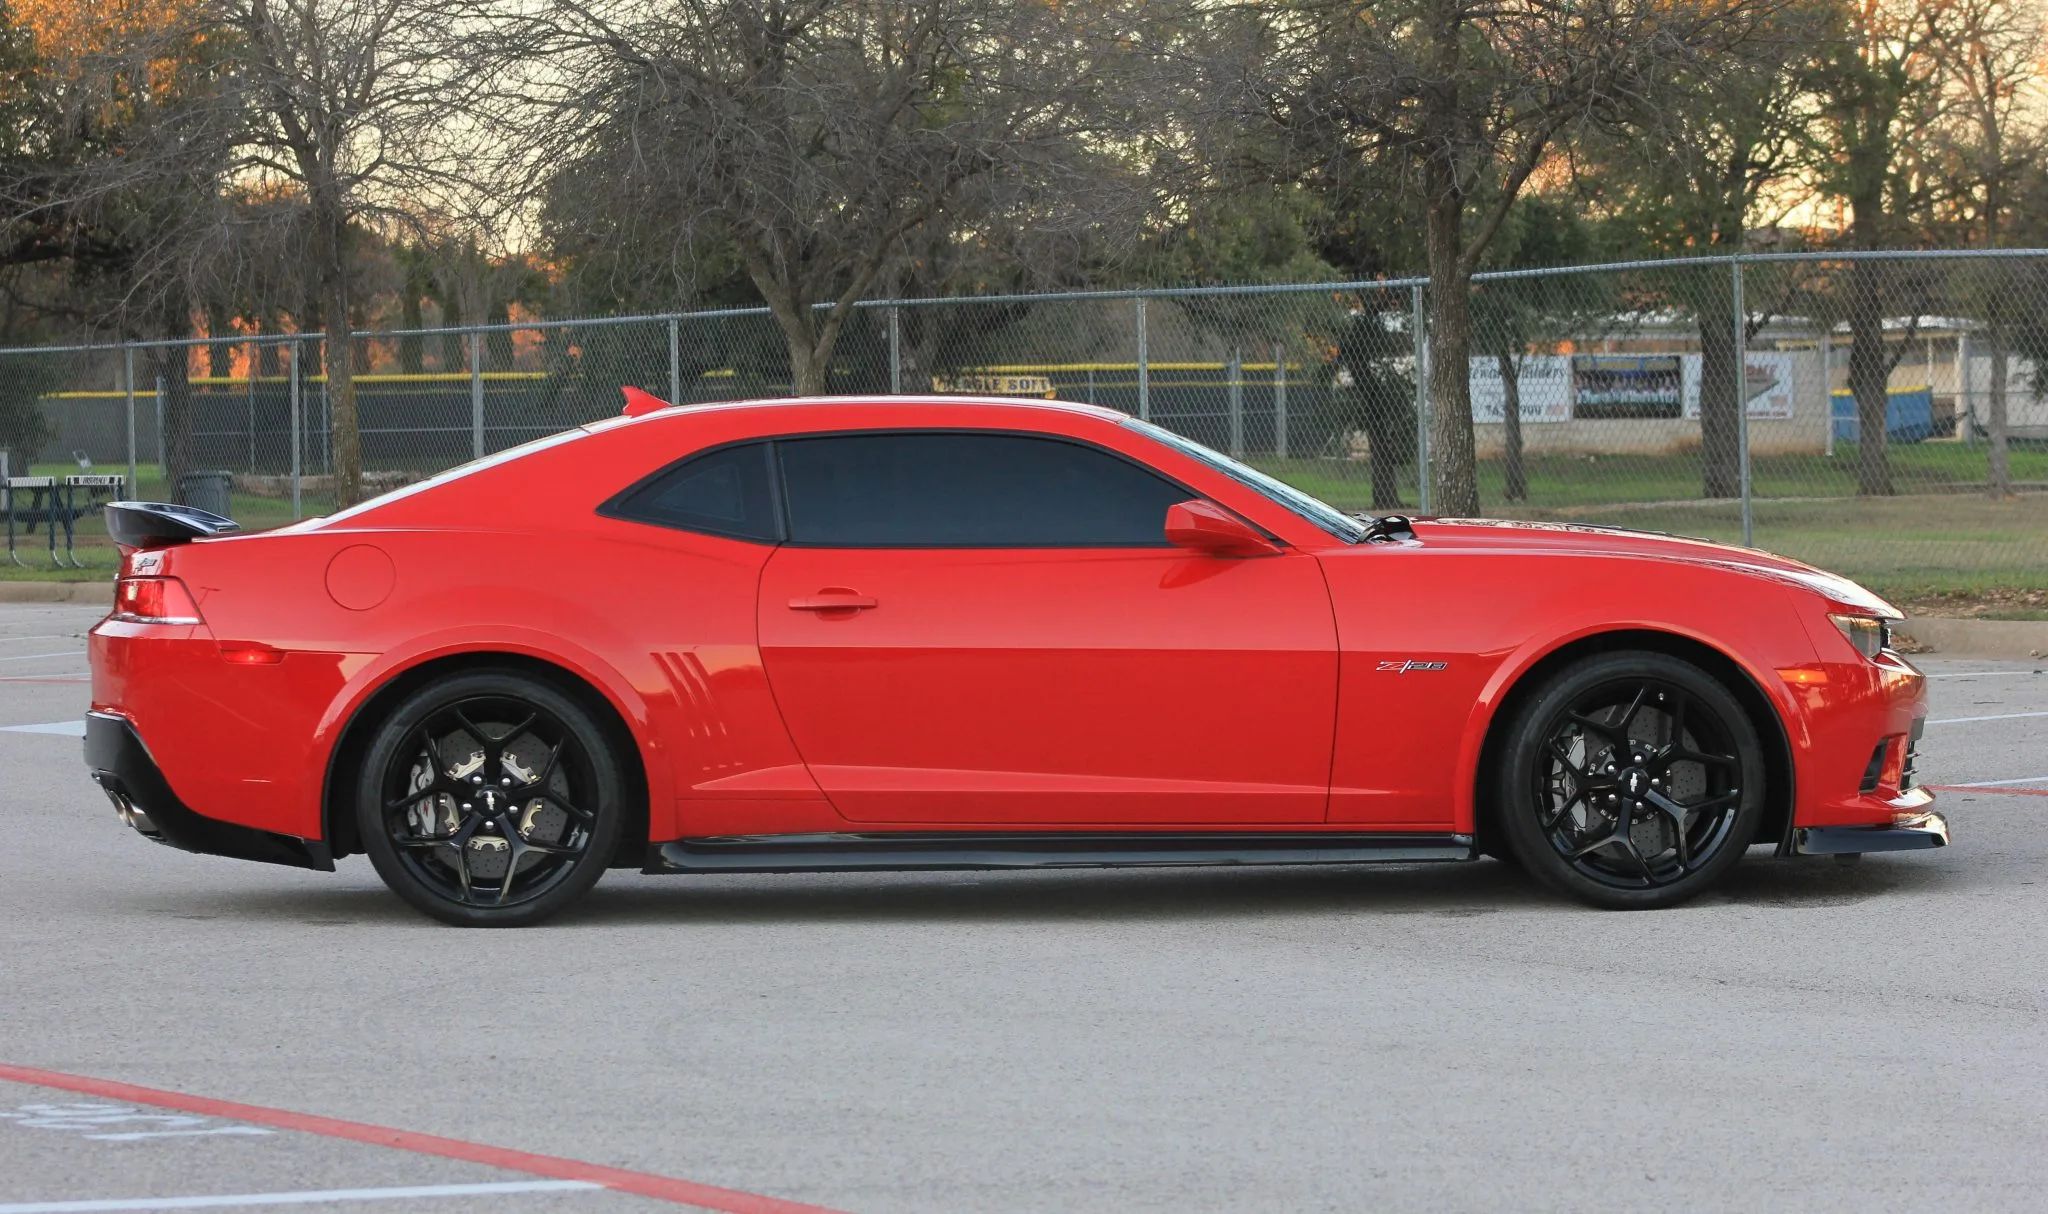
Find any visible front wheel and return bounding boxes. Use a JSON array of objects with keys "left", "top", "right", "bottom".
[
  {"left": 1493, "top": 651, "right": 1767, "bottom": 909},
  {"left": 356, "top": 670, "right": 624, "bottom": 927}
]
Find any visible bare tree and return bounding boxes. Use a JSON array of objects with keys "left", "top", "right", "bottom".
[
  {"left": 1811, "top": 0, "right": 1951, "bottom": 497},
  {"left": 3, "top": 1, "right": 490, "bottom": 504},
  {"left": 1238, "top": 0, "right": 1775, "bottom": 516},
  {"left": 1586, "top": 1, "right": 1828, "bottom": 498},
  {"left": 222, "top": 0, "right": 493, "bottom": 504},
  {"left": 495, "top": 0, "right": 1151, "bottom": 395},
  {"left": 1922, "top": 0, "right": 2045, "bottom": 496}
]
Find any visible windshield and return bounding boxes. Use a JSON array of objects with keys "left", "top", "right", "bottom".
[{"left": 1120, "top": 417, "right": 1366, "bottom": 543}]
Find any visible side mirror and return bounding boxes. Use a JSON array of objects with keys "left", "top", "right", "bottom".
[{"left": 1164, "top": 499, "right": 1280, "bottom": 557}]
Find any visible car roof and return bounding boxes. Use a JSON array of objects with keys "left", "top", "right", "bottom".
[{"left": 592, "top": 394, "right": 1132, "bottom": 433}]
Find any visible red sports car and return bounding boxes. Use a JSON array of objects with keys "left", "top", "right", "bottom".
[{"left": 85, "top": 394, "right": 1944, "bottom": 925}]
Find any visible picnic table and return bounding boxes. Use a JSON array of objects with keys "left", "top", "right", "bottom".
[{"left": 4, "top": 475, "right": 128, "bottom": 568}]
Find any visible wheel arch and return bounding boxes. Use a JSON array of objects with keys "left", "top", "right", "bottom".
[
  {"left": 320, "top": 650, "right": 652, "bottom": 865},
  {"left": 1468, "top": 628, "right": 1796, "bottom": 857}
]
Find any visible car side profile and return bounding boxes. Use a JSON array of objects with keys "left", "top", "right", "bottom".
[{"left": 84, "top": 394, "right": 1945, "bottom": 925}]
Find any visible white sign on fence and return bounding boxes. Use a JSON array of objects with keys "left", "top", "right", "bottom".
[
  {"left": 1679, "top": 351, "right": 1801, "bottom": 420},
  {"left": 1470, "top": 354, "right": 1573, "bottom": 423}
]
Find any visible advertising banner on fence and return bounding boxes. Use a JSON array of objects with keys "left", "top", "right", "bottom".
[
  {"left": 1681, "top": 351, "right": 1799, "bottom": 420},
  {"left": 1570, "top": 354, "right": 1688, "bottom": 418},
  {"left": 1470, "top": 354, "right": 1573, "bottom": 424}
]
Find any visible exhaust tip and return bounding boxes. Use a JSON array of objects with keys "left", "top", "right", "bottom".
[{"left": 103, "top": 788, "right": 163, "bottom": 841}]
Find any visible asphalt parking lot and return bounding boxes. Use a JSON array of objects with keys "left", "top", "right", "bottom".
[{"left": 2, "top": 601, "right": 2045, "bottom": 1213}]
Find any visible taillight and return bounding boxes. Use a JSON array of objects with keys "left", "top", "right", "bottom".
[{"left": 113, "top": 576, "right": 204, "bottom": 625}]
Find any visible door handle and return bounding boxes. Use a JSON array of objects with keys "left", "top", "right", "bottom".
[{"left": 788, "top": 590, "right": 877, "bottom": 612}]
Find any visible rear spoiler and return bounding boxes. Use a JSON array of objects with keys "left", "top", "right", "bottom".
[{"left": 105, "top": 501, "right": 240, "bottom": 550}]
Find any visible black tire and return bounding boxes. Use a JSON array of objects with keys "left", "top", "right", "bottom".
[
  {"left": 1492, "top": 651, "right": 1766, "bottom": 910},
  {"left": 356, "top": 669, "right": 624, "bottom": 927}
]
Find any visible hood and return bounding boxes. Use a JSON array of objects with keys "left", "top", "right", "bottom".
[{"left": 1407, "top": 517, "right": 1902, "bottom": 618}]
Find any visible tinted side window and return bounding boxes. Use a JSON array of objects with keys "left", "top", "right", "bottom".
[
  {"left": 609, "top": 442, "right": 778, "bottom": 541},
  {"left": 778, "top": 433, "right": 1188, "bottom": 547}
]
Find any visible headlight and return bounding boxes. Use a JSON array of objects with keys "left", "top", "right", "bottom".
[{"left": 1830, "top": 613, "right": 1888, "bottom": 659}]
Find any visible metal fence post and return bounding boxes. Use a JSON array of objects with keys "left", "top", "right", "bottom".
[
  {"left": 469, "top": 329, "right": 485, "bottom": 460},
  {"left": 1411, "top": 283, "right": 1430, "bottom": 514},
  {"left": 1733, "top": 260, "right": 1753, "bottom": 547},
  {"left": 887, "top": 306, "right": 902, "bottom": 394},
  {"left": 246, "top": 351, "right": 256, "bottom": 472},
  {"left": 1135, "top": 297, "right": 1150, "bottom": 422},
  {"left": 289, "top": 340, "right": 302, "bottom": 519},
  {"left": 1954, "top": 326, "right": 1970, "bottom": 447},
  {"left": 154, "top": 376, "right": 166, "bottom": 477},
  {"left": 668, "top": 317, "right": 682, "bottom": 404},
  {"left": 1227, "top": 347, "right": 1245, "bottom": 457},
  {"left": 1273, "top": 341, "right": 1288, "bottom": 460},
  {"left": 1821, "top": 325, "right": 1835, "bottom": 458},
  {"left": 122, "top": 346, "right": 137, "bottom": 494}
]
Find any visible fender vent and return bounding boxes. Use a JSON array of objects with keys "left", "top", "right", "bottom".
[{"left": 1859, "top": 741, "right": 1887, "bottom": 794}]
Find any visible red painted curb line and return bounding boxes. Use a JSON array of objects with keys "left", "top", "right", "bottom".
[
  {"left": 0, "top": 1063, "right": 846, "bottom": 1214},
  {"left": 1927, "top": 784, "right": 2048, "bottom": 797}
]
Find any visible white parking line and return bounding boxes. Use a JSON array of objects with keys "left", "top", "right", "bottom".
[
  {"left": 0, "top": 1180, "right": 602, "bottom": 1213},
  {"left": 0, "top": 635, "right": 85, "bottom": 645},
  {"left": 0, "top": 652, "right": 84, "bottom": 664},
  {"left": 1937, "top": 774, "right": 2048, "bottom": 788},
  {"left": 0, "top": 721, "right": 85, "bottom": 736},
  {"left": 1926, "top": 710, "right": 2048, "bottom": 726}
]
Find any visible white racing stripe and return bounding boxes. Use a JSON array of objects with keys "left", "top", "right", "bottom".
[
  {"left": 1926, "top": 710, "right": 2048, "bottom": 726},
  {"left": 0, "top": 1180, "right": 602, "bottom": 1213},
  {"left": 0, "top": 721, "right": 85, "bottom": 736}
]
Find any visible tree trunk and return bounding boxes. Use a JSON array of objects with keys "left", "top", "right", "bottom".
[
  {"left": 319, "top": 205, "right": 368, "bottom": 503},
  {"left": 487, "top": 299, "right": 515, "bottom": 369},
  {"left": 1846, "top": 258, "right": 1892, "bottom": 496},
  {"left": 1695, "top": 276, "right": 1742, "bottom": 498},
  {"left": 785, "top": 327, "right": 829, "bottom": 395},
  {"left": 204, "top": 300, "right": 235, "bottom": 379},
  {"left": 1985, "top": 322, "right": 2011, "bottom": 498},
  {"left": 772, "top": 303, "right": 848, "bottom": 396},
  {"left": 258, "top": 323, "right": 283, "bottom": 379},
  {"left": 152, "top": 308, "right": 195, "bottom": 497},
  {"left": 439, "top": 295, "right": 464, "bottom": 373},
  {"left": 1367, "top": 415, "right": 1406, "bottom": 512},
  {"left": 1497, "top": 350, "right": 1526, "bottom": 502},
  {"left": 399, "top": 290, "right": 425, "bottom": 375},
  {"left": 1423, "top": 198, "right": 1480, "bottom": 516}
]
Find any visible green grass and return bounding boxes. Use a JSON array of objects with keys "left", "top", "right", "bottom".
[
  {"left": 7, "top": 449, "right": 2045, "bottom": 605},
  {"left": 2, "top": 464, "right": 313, "bottom": 581},
  {"left": 1247, "top": 443, "right": 2048, "bottom": 601},
  {"left": 1260, "top": 443, "right": 2048, "bottom": 513}
]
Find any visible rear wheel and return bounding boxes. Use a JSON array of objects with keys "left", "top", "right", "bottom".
[
  {"left": 356, "top": 670, "right": 623, "bottom": 927},
  {"left": 1493, "top": 651, "right": 1766, "bottom": 909}
]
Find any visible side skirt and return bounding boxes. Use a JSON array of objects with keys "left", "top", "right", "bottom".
[{"left": 647, "top": 831, "right": 1477, "bottom": 875}]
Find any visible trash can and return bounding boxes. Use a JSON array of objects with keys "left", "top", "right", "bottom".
[{"left": 177, "top": 470, "right": 234, "bottom": 518}]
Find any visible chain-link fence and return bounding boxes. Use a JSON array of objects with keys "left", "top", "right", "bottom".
[{"left": 5, "top": 250, "right": 2046, "bottom": 601}]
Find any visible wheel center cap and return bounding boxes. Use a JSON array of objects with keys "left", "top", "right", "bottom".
[{"left": 1621, "top": 767, "right": 1652, "bottom": 797}]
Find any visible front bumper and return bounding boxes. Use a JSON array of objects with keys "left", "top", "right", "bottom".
[
  {"left": 1792, "top": 810, "right": 1949, "bottom": 856},
  {"left": 84, "top": 711, "right": 332, "bottom": 871}
]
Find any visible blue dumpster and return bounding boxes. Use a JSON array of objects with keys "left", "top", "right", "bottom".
[{"left": 1831, "top": 387, "right": 1934, "bottom": 444}]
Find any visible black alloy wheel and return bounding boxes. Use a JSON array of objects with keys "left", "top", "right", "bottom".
[
  {"left": 357, "top": 670, "right": 623, "bottom": 926},
  {"left": 1494, "top": 651, "right": 1766, "bottom": 909}
]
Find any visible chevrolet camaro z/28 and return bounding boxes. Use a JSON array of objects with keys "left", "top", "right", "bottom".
[{"left": 84, "top": 394, "right": 1944, "bottom": 925}]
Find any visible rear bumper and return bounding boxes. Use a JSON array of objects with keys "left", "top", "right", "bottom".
[
  {"left": 1792, "top": 810, "right": 1949, "bottom": 856},
  {"left": 84, "top": 711, "right": 332, "bottom": 871}
]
